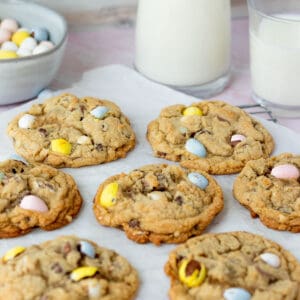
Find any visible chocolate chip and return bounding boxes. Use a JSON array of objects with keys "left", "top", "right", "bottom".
[
  {"left": 174, "top": 196, "right": 183, "bottom": 206},
  {"left": 185, "top": 260, "right": 201, "bottom": 276},
  {"left": 80, "top": 105, "right": 86, "bottom": 113},
  {"left": 101, "top": 123, "right": 108, "bottom": 131},
  {"left": 157, "top": 151, "right": 166, "bottom": 158},
  {"left": 80, "top": 117, "right": 83, "bottom": 121},
  {"left": 38, "top": 128, "right": 48, "bottom": 137},
  {"left": 62, "top": 242, "right": 72, "bottom": 255},
  {"left": 96, "top": 144, "right": 103, "bottom": 151},
  {"left": 12, "top": 168, "right": 17, "bottom": 174},
  {"left": 128, "top": 219, "right": 140, "bottom": 228},
  {"left": 51, "top": 262, "right": 63, "bottom": 273}
]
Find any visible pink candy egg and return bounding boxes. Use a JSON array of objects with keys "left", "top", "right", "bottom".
[
  {"left": 0, "top": 18, "right": 18, "bottom": 33},
  {"left": 271, "top": 164, "right": 300, "bottom": 180},
  {"left": 0, "top": 28, "right": 11, "bottom": 44},
  {"left": 20, "top": 195, "right": 49, "bottom": 212},
  {"left": 231, "top": 134, "right": 246, "bottom": 146}
]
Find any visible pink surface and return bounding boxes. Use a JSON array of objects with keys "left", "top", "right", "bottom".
[{"left": 1, "top": 19, "right": 299, "bottom": 133}]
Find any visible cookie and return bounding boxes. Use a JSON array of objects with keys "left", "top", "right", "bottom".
[
  {"left": 0, "top": 235, "right": 139, "bottom": 300},
  {"left": 233, "top": 153, "right": 300, "bottom": 232},
  {"left": 147, "top": 100, "right": 274, "bottom": 174},
  {"left": 165, "top": 231, "right": 300, "bottom": 300},
  {"left": 7, "top": 93, "right": 136, "bottom": 168},
  {"left": 93, "top": 164, "right": 223, "bottom": 245},
  {"left": 0, "top": 159, "right": 82, "bottom": 237}
]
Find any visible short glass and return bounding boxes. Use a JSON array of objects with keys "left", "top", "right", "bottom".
[
  {"left": 248, "top": 0, "right": 300, "bottom": 117},
  {"left": 134, "top": 0, "right": 231, "bottom": 98}
]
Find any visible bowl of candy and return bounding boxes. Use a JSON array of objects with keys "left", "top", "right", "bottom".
[{"left": 0, "top": 0, "right": 67, "bottom": 104}]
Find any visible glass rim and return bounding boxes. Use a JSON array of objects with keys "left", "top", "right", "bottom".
[{"left": 247, "top": 0, "right": 300, "bottom": 23}]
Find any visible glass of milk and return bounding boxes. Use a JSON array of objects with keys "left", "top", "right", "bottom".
[
  {"left": 135, "top": 0, "right": 231, "bottom": 98},
  {"left": 249, "top": 0, "right": 300, "bottom": 117}
]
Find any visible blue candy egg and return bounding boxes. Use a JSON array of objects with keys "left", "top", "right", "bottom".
[
  {"left": 9, "top": 154, "right": 28, "bottom": 165},
  {"left": 90, "top": 106, "right": 108, "bottom": 119},
  {"left": 224, "top": 288, "right": 251, "bottom": 300},
  {"left": 32, "top": 27, "right": 49, "bottom": 42},
  {"left": 79, "top": 241, "right": 96, "bottom": 258},
  {"left": 185, "top": 138, "right": 207, "bottom": 157},
  {"left": 188, "top": 173, "right": 208, "bottom": 189}
]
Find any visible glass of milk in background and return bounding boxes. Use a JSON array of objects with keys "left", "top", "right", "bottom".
[
  {"left": 135, "top": 0, "right": 231, "bottom": 98},
  {"left": 249, "top": 0, "right": 300, "bottom": 117}
]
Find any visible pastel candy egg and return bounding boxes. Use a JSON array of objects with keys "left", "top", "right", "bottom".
[
  {"left": 70, "top": 266, "right": 98, "bottom": 282},
  {"left": 224, "top": 288, "right": 251, "bottom": 300},
  {"left": 100, "top": 182, "right": 118, "bottom": 208},
  {"left": 31, "top": 27, "right": 49, "bottom": 42},
  {"left": 90, "top": 106, "right": 108, "bottom": 119},
  {"left": 185, "top": 138, "right": 207, "bottom": 157},
  {"left": 88, "top": 282, "right": 101, "bottom": 298},
  {"left": 20, "top": 37, "right": 37, "bottom": 51},
  {"left": 38, "top": 89, "right": 54, "bottom": 100},
  {"left": 51, "top": 139, "right": 72, "bottom": 155},
  {"left": 9, "top": 154, "right": 28, "bottom": 165},
  {"left": 12, "top": 31, "right": 30, "bottom": 46},
  {"left": 183, "top": 106, "right": 203, "bottom": 116},
  {"left": 188, "top": 173, "right": 209, "bottom": 189},
  {"left": 179, "top": 258, "right": 206, "bottom": 288},
  {"left": 17, "top": 48, "right": 32, "bottom": 57},
  {"left": 231, "top": 134, "right": 246, "bottom": 146},
  {"left": 78, "top": 241, "right": 96, "bottom": 258},
  {"left": 20, "top": 195, "right": 49, "bottom": 212},
  {"left": 18, "top": 114, "right": 36, "bottom": 129},
  {"left": 77, "top": 135, "right": 91, "bottom": 145},
  {"left": 0, "top": 18, "right": 18, "bottom": 32},
  {"left": 39, "top": 41, "right": 55, "bottom": 50},
  {"left": 0, "top": 28, "right": 11, "bottom": 43},
  {"left": 260, "top": 253, "right": 281, "bottom": 268},
  {"left": 32, "top": 44, "right": 50, "bottom": 55},
  {"left": 1, "top": 41, "right": 18, "bottom": 51},
  {"left": 0, "top": 50, "right": 18, "bottom": 60},
  {"left": 3, "top": 246, "right": 26, "bottom": 262},
  {"left": 0, "top": 172, "right": 5, "bottom": 181},
  {"left": 271, "top": 164, "right": 300, "bottom": 180}
]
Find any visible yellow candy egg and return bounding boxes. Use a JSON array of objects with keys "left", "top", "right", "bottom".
[
  {"left": 0, "top": 50, "right": 18, "bottom": 60},
  {"left": 183, "top": 106, "right": 203, "bottom": 116},
  {"left": 179, "top": 258, "right": 206, "bottom": 288},
  {"left": 3, "top": 246, "right": 26, "bottom": 262},
  {"left": 100, "top": 182, "right": 118, "bottom": 208},
  {"left": 51, "top": 138, "right": 72, "bottom": 155},
  {"left": 12, "top": 31, "right": 30, "bottom": 46},
  {"left": 70, "top": 266, "right": 98, "bottom": 281}
]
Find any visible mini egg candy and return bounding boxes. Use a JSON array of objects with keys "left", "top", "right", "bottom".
[
  {"left": 0, "top": 50, "right": 18, "bottom": 60},
  {"left": 88, "top": 282, "right": 101, "bottom": 298},
  {"left": 231, "top": 134, "right": 246, "bottom": 146},
  {"left": 90, "top": 106, "right": 108, "bottom": 119},
  {"left": 0, "top": 172, "right": 5, "bottom": 181},
  {"left": 183, "top": 106, "right": 203, "bottom": 116},
  {"left": 223, "top": 288, "right": 251, "bottom": 300},
  {"left": 1, "top": 41, "right": 18, "bottom": 51},
  {"left": 179, "top": 258, "right": 206, "bottom": 288},
  {"left": 260, "top": 253, "right": 281, "bottom": 268},
  {"left": 3, "top": 246, "right": 26, "bottom": 262},
  {"left": 32, "top": 43, "right": 51, "bottom": 55},
  {"left": 78, "top": 241, "right": 96, "bottom": 258},
  {"left": 9, "top": 154, "right": 28, "bottom": 165},
  {"left": 31, "top": 27, "right": 49, "bottom": 42},
  {"left": 51, "top": 138, "right": 72, "bottom": 155},
  {"left": 20, "top": 37, "right": 37, "bottom": 51},
  {"left": 100, "top": 182, "right": 118, "bottom": 208},
  {"left": 12, "top": 30, "right": 30, "bottom": 46},
  {"left": 39, "top": 41, "right": 55, "bottom": 50},
  {"left": 185, "top": 138, "right": 207, "bottom": 157},
  {"left": 18, "top": 114, "right": 36, "bottom": 129},
  {"left": 0, "top": 28, "right": 12, "bottom": 44},
  {"left": 20, "top": 195, "right": 49, "bottom": 212},
  {"left": 188, "top": 173, "right": 209, "bottom": 189},
  {"left": 17, "top": 48, "right": 32, "bottom": 57},
  {"left": 271, "top": 164, "right": 300, "bottom": 180},
  {"left": 0, "top": 18, "right": 18, "bottom": 33},
  {"left": 70, "top": 266, "right": 98, "bottom": 282},
  {"left": 77, "top": 135, "right": 91, "bottom": 145}
]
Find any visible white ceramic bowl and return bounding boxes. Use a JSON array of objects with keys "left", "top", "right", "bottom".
[{"left": 0, "top": 0, "right": 67, "bottom": 104}]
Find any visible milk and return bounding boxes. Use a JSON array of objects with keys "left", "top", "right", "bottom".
[
  {"left": 135, "top": 0, "right": 231, "bottom": 87},
  {"left": 250, "top": 14, "right": 300, "bottom": 106}
]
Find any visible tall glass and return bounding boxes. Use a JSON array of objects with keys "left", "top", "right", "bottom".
[
  {"left": 249, "top": 0, "right": 300, "bottom": 117},
  {"left": 135, "top": 0, "right": 231, "bottom": 98}
]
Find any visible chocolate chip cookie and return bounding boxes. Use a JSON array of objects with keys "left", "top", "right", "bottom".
[
  {"left": 7, "top": 93, "right": 136, "bottom": 168},
  {"left": 147, "top": 100, "right": 274, "bottom": 174},
  {"left": 233, "top": 153, "right": 300, "bottom": 232},
  {"left": 93, "top": 164, "right": 223, "bottom": 245},
  {"left": 0, "top": 235, "right": 139, "bottom": 300},
  {"left": 0, "top": 159, "right": 82, "bottom": 237},
  {"left": 165, "top": 231, "right": 300, "bottom": 300}
]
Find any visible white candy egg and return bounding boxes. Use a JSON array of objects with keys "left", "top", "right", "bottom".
[{"left": 18, "top": 114, "right": 35, "bottom": 129}]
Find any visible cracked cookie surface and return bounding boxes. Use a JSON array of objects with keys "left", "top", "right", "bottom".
[
  {"left": 0, "top": 235, "right": 139, "bottom": 300},
  {"left": 233, "top": 153, "right": 300, "bottom": 232},
  {"left": 0, "top": 159, "right": 82, "bottom": 237},
  {"left": 147, "top": 100, "right": 274, "bottom": 174},
  {"left": 7, "top": 93, "right": 136, "bottom": 168},
  {"left": 93, "top": 164, "right": 223, "bottom": 245},
  {"left": 165, "top": 231, "right": 300, "bottom": 300}
]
